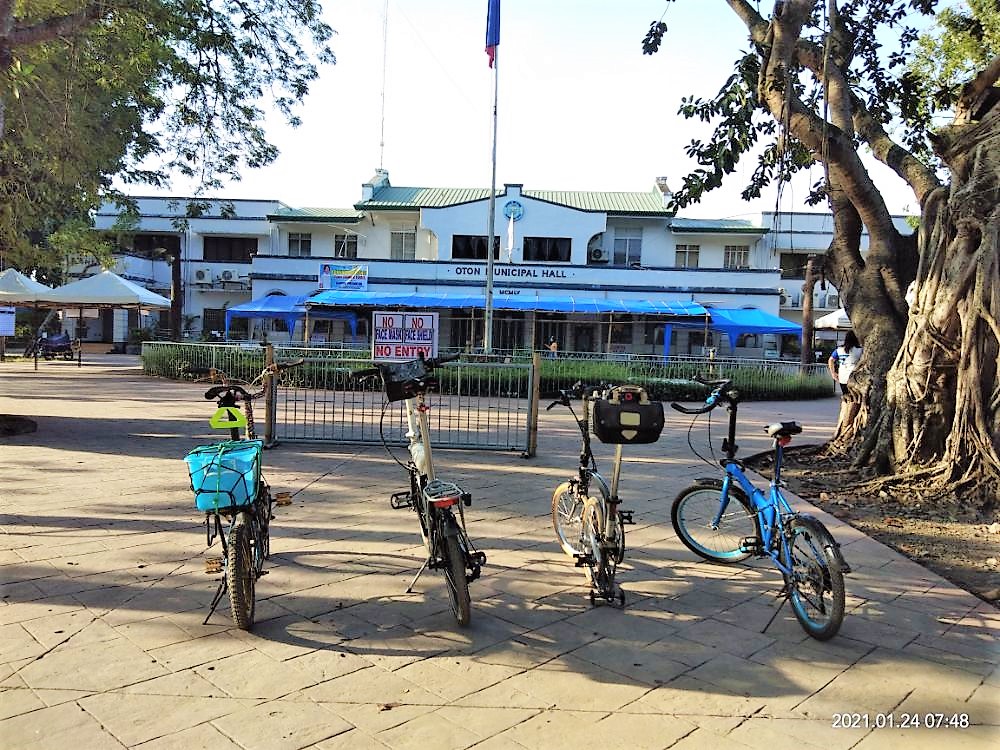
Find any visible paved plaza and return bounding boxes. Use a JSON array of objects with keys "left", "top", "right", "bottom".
[{"left": 1, "top": 355, "right": 997, "bottom": 749}]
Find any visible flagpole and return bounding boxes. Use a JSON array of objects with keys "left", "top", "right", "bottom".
[{"left": 484, "top": 48, "right": 498, "bottom": 354}]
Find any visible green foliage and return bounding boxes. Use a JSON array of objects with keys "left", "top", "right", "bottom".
[
  {"left": 903, "top": 0, "right": 1000, "bottom": 130},
  {"left": 1, "top": 0, "right": 335, "bottom": 268}
]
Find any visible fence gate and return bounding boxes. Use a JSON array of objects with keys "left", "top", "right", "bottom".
[{"left": 271, "top": 348, "right": 534, "bottom": 452}]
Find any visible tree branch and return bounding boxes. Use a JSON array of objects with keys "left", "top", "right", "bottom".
[
  {"left": 955, "top": 54, "right": 1000, "bottom": 124},
  {"left": 7, "top": 5, "right": 108, "bottom": 49}
]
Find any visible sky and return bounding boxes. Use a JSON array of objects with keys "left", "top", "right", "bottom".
[{"left": 154, "top": 0, "right": 920, "bottom": 220}]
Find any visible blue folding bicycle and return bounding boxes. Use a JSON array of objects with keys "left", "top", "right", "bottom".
[{"left": 670, "top": 377, "right": 850, "bottom": 640}]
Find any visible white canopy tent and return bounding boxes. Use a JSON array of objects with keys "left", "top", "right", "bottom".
[
  {"left": 0, "top": 269, "right": 55, "bottom": 363},
  {"left": 0, "top": 268, "right": 55, "bottom": 304},
  {"left": 814, "top": 307, "right": 852, "bottom": 330},
  {"left": 45, "top": 270, "right": 170, "bottom": 309}
]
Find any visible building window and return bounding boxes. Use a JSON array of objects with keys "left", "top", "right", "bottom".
[
  {"left": 522, "top": 237, "right": 571, "bottom": 263},
  {"left": 675, "top": 244, "right": 700, "bottom": 268},
  {"left": 289, "top": 233, "right": 312, "bottom": 257},
  {"left": 124, "top": 234, "right": 181, "bottom": 259},
  {"left": 203, "top": 236, "right": 257, "bottom": 263},
  {"left": 724, "top": 245, "right": 750, "bottom": 269},
  {"left": 779, "top": 253, "right": 807, "bottom": 278},
  {"left": 452, "top": 235, "right": 500, "bottom": 260},
  {"left": 332, "top": 234, "right": 358, "bottom": 259},
  {"left": 391, "top": 227, "right": 416, "bottom": 260},
  {"left": 613, "top": 227, "right": 642, "bottom": 266}
]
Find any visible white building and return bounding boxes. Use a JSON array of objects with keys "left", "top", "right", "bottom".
[{"left": 80, "top": 171, "right": 908, "bottom": 356}]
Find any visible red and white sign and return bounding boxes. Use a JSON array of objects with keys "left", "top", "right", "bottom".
[{"left": 372, "top": 311, "right": 439, "bottom": 361}]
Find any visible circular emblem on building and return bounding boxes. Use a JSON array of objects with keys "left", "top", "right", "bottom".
[{"left": 503, "top": 200, "right": 524, "bottom": 221}]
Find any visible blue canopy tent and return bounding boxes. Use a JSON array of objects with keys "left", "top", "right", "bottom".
[
  {"left": 705, "top": 307, "right": 802, "bottom": 344},
  {"left": 224, "top": 294, "right": 357, "bottom": 339}
]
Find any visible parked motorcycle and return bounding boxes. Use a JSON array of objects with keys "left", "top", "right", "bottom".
[{"left": 24, "top": 333, "right": 76, "bottom": 360}]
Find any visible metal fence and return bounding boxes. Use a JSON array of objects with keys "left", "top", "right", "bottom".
[{"left": 270, "top": 347, "right": 534, "bottom": 451}]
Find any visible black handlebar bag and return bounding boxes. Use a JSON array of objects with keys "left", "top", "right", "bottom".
[{"left": 591, "top": 385, "right": 664, "bottom": 444}]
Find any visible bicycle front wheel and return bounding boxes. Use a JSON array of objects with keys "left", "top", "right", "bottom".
[
  {"left": 226, "top": 511, "right": 256, "bottom": 630},
  {"left": 551, "top": 481, "right": 587, "bottom": 557},
  {"left": 442, "top": 533, "right": 471, "bottom": 627},
  {"left": 782, "top": 516, "right": 845, "bottom": 641},
  {"left": 671, "top": 481, "right": 760, "bottom": 563}
]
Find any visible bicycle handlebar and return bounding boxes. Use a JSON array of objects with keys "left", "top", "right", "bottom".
[
  {"left": 350, "top": 352, "right": 462, "bottom": 381},
  {"left": 670, "top": 376, "right": 737, "bottom": 415}
]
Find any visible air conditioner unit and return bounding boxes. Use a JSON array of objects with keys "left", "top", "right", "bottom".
[
  {"left": 589, "top": 247, "right": 610, "bottom": 263},
  {"left": 827, "top": 292, "right": 840, "bottom": 308},
  {"left": 221, "top": 269, "right": 235, "bottom": 281},
  {"left": 193, "top": 267, "right": 213, "bottom": 283},
  {"left": 778, "top": 287, "right": 788, "bottom": 306}
]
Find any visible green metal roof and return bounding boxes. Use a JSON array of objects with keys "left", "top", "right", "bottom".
[
  {"left": 267, "top": 207, "right": 364, "bottom": 223},
  {"left": 355, "top": 186, "right": 674, "bottom": 216},
  {"left": 670, "top": 218, "right": 768, "bottom": 234}
]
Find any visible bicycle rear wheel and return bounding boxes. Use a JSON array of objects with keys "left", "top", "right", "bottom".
[
  {"left": 443, "top": 533, "right": 471, "bottom": 626},
  {"left": 226, "top": 511, "right": 255, "bottom": 630},
  {"left": 781, "top": 516, "right": 845, "bottom": 640},
  {"left": 551, "top": 481, "right": 586, "bottom": 557},
  {"left": 671, "top": 481, "right": 760, "bottom": 563}
]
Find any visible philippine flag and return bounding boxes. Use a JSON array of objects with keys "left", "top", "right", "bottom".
[{"left": 486, "top": 0, "right": 500, "bottom": 68}]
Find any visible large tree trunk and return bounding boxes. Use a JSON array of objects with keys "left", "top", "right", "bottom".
[{"left": 876, "top": 97, "right": 1000, "bottom": 505}]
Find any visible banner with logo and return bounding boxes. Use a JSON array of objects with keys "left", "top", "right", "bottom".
[{"left": 318, "top": 263, "right": 368, "bottom": 291}]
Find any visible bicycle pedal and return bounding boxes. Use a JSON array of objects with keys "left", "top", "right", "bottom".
[
  {"left": 739, "top": 536, "right": 764, "bottom": 555},
  {"left": 573, "top": 553, "right": 594, "bottom": 568},
  {"left": 618, "top": 509, "right": 636, "bottom": 525},
  {"left": 204, "top": 557, "right": 222, "bottom": 574},
  {"left": 390, "top": 491, "right": 413, "bottom": 509},
  {"left": 274, "top": 492, "right": 292, "bottom": 507}
]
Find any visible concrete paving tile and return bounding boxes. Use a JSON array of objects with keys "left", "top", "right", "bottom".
[
  {"left": 326, "top": 700, "right": 438, "bottom": 735},
  {"left": 313, "top": 727, "right": 392, "bottom": 749},
  {"left": 341, "top": 625, "right": 459, "bottom": 671},
  {"left": 0, "top": 622, "right": 46, "bottom": 663},
  {"left": 435, "top": 705, "right": 541, "bottom": 740},
  {"left": 18, "top": 635, "right": 169, "bottom": 691},
  {"left": 631, "top": 675, "right": 767, "bottom": 719},
  {"left": 0, "top": 701, "right": 128, "bottom": 750},
  {"left": 148, "top": 631, "right": 253, "bottom": 671},
  {"left": 116, "top": 615, "right": 197, "bottom": 650},
  {"left": 674, "top": 617, "right": 776, "bottom": 659},
  {"left": 568, "top": 637, "right": 692, "bottom": 686},
  {"left": 79, "top": 691, "right": 255, "bottom": 747},
  {"left": 17, "top": 609, "right": 110, "bottom": 650},
  {"left": 132, "top": 722, "right": 245, "bottom": 750},
  {"left": 0, "top": 686, "right": 46, "bottom": 720},
  {"left": 194, "top": 648, "right": 319, "bottom": 699},
  {"left": 283, "top": 647, "right": 377, "bottom": 684},
  {"left": 496, "top": 653, "right": 652, "bottom": 712},
  {"left": 122, "top": 669, "right": 230, "bottom": 697},
  {"left": 725, "top": 716, "right": 849, "bottom": 749},
  {"left": 0, "top": 593, "right": 83, "bottom": 627},
  {"left": 853, "top": 724, "right": 998, "bottom": 748},
  {"left": 376, "top": 709, "right": 482, "bottom": 750},
  {"left": 212, "top": 698, "right": 352, "bottom": 750},
  {"left": 394, "top": 656, "right": 521, "bottom": 702},
  {"left": 490, "top": 709, "right": 604, "bottom": 750},
  {"left": 301, "top": 664, "right": 443, "bottom": 706}
]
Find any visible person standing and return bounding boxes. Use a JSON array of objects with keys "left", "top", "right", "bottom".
[
  {"left": 828, "top": 330, "right": 862, "bottom": 394},
  {"left": 546, "top": 336, "right": 559, "bottom": 358}
]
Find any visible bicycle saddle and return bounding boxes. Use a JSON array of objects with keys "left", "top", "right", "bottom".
[{"left": 765, "top": 421, "right": 802, "bottom": 437}]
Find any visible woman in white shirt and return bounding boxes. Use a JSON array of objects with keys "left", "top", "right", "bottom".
[{"left": 828, "top": 331, "right": 862, "bottom": 394}]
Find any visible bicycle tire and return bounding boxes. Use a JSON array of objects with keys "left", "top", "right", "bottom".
[
  {"left": 671, "top": 481, "right": 760, "bottom": 563},
  {"left": 443, "top": 533, "right": 471, "bottom": 627},
  {"left": 226, "top": 511, "right": 256, "bottom": 630},
  {"left": 581, "top": 502, "right": 608, "bottom": 590},
  {"left": 781, "top": 515, "right": 845, "bottom": 641},
  {"left": 551, "top": 481, "right": 586, "bottom": 557}
]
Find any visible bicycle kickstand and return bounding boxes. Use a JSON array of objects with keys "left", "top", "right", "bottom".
[
  {"left": 760, "top": 584, "right": 791, "bottom": 634},
  {"left": 405, "top": 557, "right": 431, "bottom": 593},
  {"left": 203, "top": 579, "right": 228, "bottom": 625}
]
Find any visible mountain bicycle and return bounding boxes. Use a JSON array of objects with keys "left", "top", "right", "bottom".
[
  {"left": 352, "top": 353, "right": 486, "bottom": 626},
  {"left": 670, "top": 376, "right": 850, "bottom": 640},
  {"left": 549, "top": 383, "right": 663, "bottom": 606},
  {"left": 182, "top": 359, "right": 302, "bottom": 630}
]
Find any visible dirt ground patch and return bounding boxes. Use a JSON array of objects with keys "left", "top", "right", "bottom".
[{"left": 747, "top": 447, "right": 1000, "bottom": 608}]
